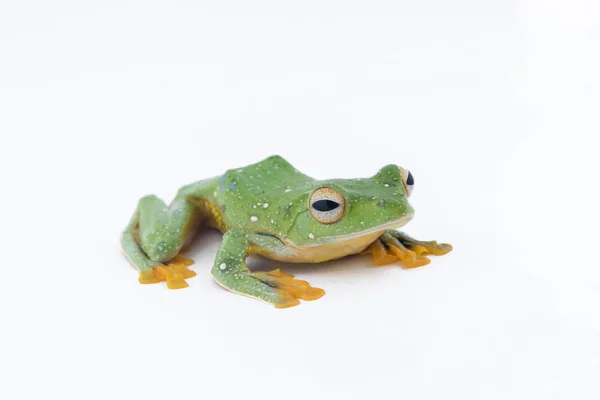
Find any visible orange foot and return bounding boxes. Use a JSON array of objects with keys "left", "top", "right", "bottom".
[
  {"left": 251, "top": 269, "right": 326, "bottom": 309},
  {"left": 363, "top": 232, "right": 452, "bottom": 268},
  {"left": 138, "top": 255, "right": 197, "bottom": 289}
]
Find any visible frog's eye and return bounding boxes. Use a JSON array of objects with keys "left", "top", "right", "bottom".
[
  {"left": 400, "top": 168, "right": 415, "bottom": 196},
  {"left": 309, "top": 187, "right": 346, "bottom": 224}
]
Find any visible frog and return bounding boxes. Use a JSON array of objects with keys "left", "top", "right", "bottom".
[{"left": 121, "top": 155, "right": 452, "bottom": 308}]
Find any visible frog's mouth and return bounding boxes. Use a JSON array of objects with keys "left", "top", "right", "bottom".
[
  {"left": 279, "top": 213, "right": 414, "bottom": 263},
  {"left": 304, "top": 213, "right": 414, "bottom": 247}
]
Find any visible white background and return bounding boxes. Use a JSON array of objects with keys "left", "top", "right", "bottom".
[{"left": 1, "top": 1, "right": 599, "bottom": 399}]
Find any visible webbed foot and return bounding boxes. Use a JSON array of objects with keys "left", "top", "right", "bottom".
[
  {"left": 251, "top": 269, "right": 325, "bottom": 308},
  {"left": 138, "top": 255, "right": 196, "bottom": 289},
  {"left": 364, "top": 231, "right": 452, "bottom": 268}
]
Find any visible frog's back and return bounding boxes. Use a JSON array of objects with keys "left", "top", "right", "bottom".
[{"left": 219, "top": 155, "right": 315, "bottom": 232}]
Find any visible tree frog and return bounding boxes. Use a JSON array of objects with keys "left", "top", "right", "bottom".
[{"left": 121, "top": 156, "right": 452, "bottom": 308}]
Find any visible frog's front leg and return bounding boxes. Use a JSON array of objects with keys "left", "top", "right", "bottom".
[
  {"left": 364, "top": 231, "right": 452, "bottom": 268},
  {"left": 211, "top": 231, "right": 325, "bottom": 308}
]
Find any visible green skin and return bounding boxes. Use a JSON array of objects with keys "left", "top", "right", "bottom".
[{"left": 121, "top": 155, "right": 451, "bottom": 307}]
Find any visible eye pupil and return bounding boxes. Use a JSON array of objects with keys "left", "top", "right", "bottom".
[
  {"left": 406, "top": 171, "right": 414, "bottom": 186},
  {"left": 312, "top": 199, "right": 340, "bottom": 212}
]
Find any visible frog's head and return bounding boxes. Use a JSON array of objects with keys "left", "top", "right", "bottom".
[{"left": 285, "top": 165, "right": 415, "bottom": 257}]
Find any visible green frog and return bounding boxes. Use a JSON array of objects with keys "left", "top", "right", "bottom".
[{"left": 121, "top": 155, "right": 452, "bottom": 308}]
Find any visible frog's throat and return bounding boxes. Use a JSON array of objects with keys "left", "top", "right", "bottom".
[{"left": 279, "top": 213, "right": 414, "bottom": 263}]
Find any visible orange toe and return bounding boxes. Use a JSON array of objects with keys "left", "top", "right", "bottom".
[
  {"left": 252, "top": 269, "right": 326, "bottom": 306},
  {"left": 137, "top": 255, "right": 196, "bottom": 289}
]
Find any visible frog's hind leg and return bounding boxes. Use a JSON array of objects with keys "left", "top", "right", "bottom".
[
  {"left": 121, "top": 195, "right": 202, "bottom": 289},
  {"left": 363, "top": 231, "right": 452, "bottom": 268}
]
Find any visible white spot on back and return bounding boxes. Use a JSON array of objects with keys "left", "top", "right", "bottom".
[
  {"left": 309, "top": 233, "right": 315, "bottom": 239},
  {"left": 219, "top": 263, "right": 227, "bottom": 270},
  {"left": 250, "top": 216, "right": 258, "bottom": 222},
  {"left": 284, "top": 189, "right": 292, "bottom": 193},
  {"left": 263, "top": 203, "right": 269, "bottom": 208}
]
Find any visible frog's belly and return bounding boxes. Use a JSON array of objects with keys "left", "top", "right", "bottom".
[{"left": 273, "top": 230, "right": 385, "bottom": 263}]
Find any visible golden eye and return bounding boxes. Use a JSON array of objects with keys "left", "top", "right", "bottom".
[
  {"left": 309, "top": 187, "right": 346, "bottom": 224},
  {"left": 400, "top": 167, "right": 414, "bottom": 196}
]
